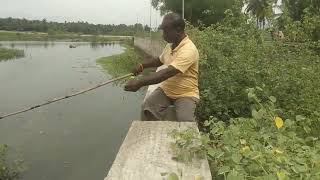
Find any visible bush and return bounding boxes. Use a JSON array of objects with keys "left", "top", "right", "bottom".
[
  {"left": 168, "top": 10, "right": 320, "bottom": 180},
  {"left": 187, "top": 14, "right": 320, "bottom": 121},
  {"left": 170, "top": 88, "right": 320, "bottom": 179},
  {"left": 278, "top": 8, "right": 320, "bottom": 42}
]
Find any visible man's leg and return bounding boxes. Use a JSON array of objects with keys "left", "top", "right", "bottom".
[
  {"left": 141, "top": 88, "right": 172, "bottom": 121},
  {"left": 174, "top": 97, "right": 199, "bottom": 122}
]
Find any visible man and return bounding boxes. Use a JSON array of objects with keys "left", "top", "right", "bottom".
[{"left": 124, "top": 13, "right": 199, "bottom": 122}]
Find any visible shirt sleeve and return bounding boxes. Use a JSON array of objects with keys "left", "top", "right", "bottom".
[{"left": 170, "top": 48, "right": 198, "bottom": 73}]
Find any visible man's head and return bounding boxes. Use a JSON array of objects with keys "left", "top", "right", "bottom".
[{"left": 160, "top": 13, "right": 185, "bottom": 43}]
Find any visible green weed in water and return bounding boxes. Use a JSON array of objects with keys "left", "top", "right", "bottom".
[{"left": 0, "top": 48, "right": 24, "bottom": 61}]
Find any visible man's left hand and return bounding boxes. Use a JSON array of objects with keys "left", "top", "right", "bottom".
[{"left": 124, "top": 79, "right": 142, "bottom": 92}]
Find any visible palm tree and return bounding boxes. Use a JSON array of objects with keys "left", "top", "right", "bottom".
[{"left": 245, "top": 0, "right": 276, "bottom": 28}]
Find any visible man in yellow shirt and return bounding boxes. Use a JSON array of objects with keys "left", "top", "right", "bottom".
[{"left": 124, "top": 13, "right": 199, "bottom": 122}]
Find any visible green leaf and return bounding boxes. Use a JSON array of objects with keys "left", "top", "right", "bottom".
[
  {"left": 269, "top": 96, "right": 277, "bottom": 103},
  {"left": 216, "top": 151, "right": 225, "bottom": 159},
  {"left": 252, "top": 109, "right": 264, "bottom": 120},
  {"left": 240, "top": 139, "right": 246, "bottom": 145},
  {"left": 204, "top": 120, "right": 211, "bottom": 127},
  {"left": 284, "top": 119, "right": 294, "bottom": 127},
  {"left": 207, "top": 148, "right": 216, "bottom": 157},
  {"left": 303, "top": 126, "right": 311, "bottom": 133},
  {"left": 218, "top": 166, "right": 230, "bottom": 175},
  {"left": 168, "top": 173, "right": 179, "bottom": 180},
  {"left": 231, "top": 153, "right": 242, "bottom": 163},
  {"left": 295, "top": 115, "right": 305, "bottom": 121},
  {"left": 227, "top": 170, "right": 244, "bottom": 180}
]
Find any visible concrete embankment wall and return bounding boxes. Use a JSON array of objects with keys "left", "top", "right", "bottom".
[{"left": 133, "top": 37, "right": 165, "bottom": 57}]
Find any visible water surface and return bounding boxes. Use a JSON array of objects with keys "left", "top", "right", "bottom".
[{"left": 0, "top": 41, "right": 144, "bottom": 180}]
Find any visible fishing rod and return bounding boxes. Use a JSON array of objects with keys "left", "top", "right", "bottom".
[{"left": 0, "top": 73, "right": 134, "bottom": 120}]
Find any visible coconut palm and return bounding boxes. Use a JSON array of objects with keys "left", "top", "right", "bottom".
[{"left": 245, "top": 0, "right": 276, "bottom": 28}]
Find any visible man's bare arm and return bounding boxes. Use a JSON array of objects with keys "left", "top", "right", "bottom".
[
  {"left": 142, "top": 57, "right": 163, "bottom": 69},
  {"left": 124, "top": 66, "right": 180, "bottom": 92},
  {"left": 139, "top": 65, "right": 179, "bottom": 86},
  {"left": 131, "top": 57, "right": 163, "bottom": 76}
]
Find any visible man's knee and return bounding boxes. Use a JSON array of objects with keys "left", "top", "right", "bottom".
[
  {"left": 141, "top": 99, "right": 158, "bottom": 121},
  {"left": 141, "top": 95, "right": 167, "bottom": 121},
  {"left": 141, "top": 97, "right": 157, "bottom": 115},
  {"left": 175, "top": 97, "right": 198, "bottom": 122}
]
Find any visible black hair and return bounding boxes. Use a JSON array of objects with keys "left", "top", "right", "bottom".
[{"left": 163, "top": 13, "right": 185, "bottom": 32}]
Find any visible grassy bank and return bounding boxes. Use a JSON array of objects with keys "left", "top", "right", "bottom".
[
  {"left": 0, "top": 47, "right": 24, "bottom": 61},
  {"left": 97, "top": 44, "right": 144, "bottom": 77},
  {"left": 0, "top": 31, "right": 133, "bottom": 43}
]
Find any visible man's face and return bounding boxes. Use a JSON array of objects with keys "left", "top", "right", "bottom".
[{"left": 160, "top": 19, "right": 179, "bottom": 43}]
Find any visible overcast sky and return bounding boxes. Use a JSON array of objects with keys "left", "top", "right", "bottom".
[{"left": 0, "top": 0, "right": 163, "bottom": 27}]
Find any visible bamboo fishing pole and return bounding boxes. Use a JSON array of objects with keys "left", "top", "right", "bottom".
[{"left": 0, "top": 73, "right": 133, "bottom": 120}]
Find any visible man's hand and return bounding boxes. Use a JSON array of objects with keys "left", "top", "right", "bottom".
[
  {"left": 131, "top": 64, "right": 143, "bottom": 76},
  {"left": 124, "top": 79, "right": 142, "bottom": 92},
  {"left": 131, "top": 58, "right": 163, "bottom": 76}
]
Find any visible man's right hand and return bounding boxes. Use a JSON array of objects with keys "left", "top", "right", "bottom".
[{"left": 131, "top": 64, "right": 143, "bottom": 76}]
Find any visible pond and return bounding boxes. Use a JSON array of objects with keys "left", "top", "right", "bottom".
[{"left": 0, "top": 41, "right": 144, "bottom": 180}]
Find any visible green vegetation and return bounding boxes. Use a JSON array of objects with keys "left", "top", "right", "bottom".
[
  {"left": 190, "top": 21, "right": 320, "bottom": 121},
  {"left": 0, "top": 17, "right": 151, "bottom": 36},
  {"left": 0, "top": 144, "right": 23, "bottom": 180},
  {"left": 0, "top": 31, "right": 133, "bottom": 42},
  {"left": 163, "top": 0, "right": 320, "bottom": 179},
  {"left": 0, "top": 47, "right": 24, "bottom": 61},
  {"left": 171, "top": 88, "right": 320, "bottom": 179},
  {"left": 152, "top": 0, "right": 320, "bottom": 41},
  {"left": 97, "top": 45, "right": 144, "bottom": 77}
]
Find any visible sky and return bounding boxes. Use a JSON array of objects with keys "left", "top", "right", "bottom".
[{"left": 0, "top": 0, "right": 163, "bottom": 28}]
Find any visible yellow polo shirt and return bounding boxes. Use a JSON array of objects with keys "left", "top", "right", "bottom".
[{"left": 159, "top": 36, "right": 199, "bottom": 99}]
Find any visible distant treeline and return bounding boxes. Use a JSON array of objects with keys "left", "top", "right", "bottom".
[{"left": 0, "top": 17, "right": 151, "bottom": 36}]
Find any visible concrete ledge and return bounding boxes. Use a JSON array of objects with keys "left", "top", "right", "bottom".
[{"left": 105, "top": 121, "right": 212, "bottom": 180}]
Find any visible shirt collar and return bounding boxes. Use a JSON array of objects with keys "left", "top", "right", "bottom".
[{"left": 171, "top": 35, "right": 189, "bottom": 52}]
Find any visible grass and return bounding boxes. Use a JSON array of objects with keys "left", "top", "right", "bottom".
[
  {"left": 0, "top": 47, "right": 24, "bottom": 61},
  {"left": 0, "top": 31, "right": 133, "bottom": 43},
  {"left": 97, "top": 44, "right": 145, "bottom": 77}
]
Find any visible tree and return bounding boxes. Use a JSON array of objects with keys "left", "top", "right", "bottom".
[
  {"left": 277, "top": 0, "right": 320, "bottom": 41},
  {"left": 0, "top": 17, "right": 151, "bottom": 36},
  {"left": 245, "top": 0, "right": 276, "bottom": 28},
  {"left": 144, "top": 25, "right": 151, "bottom": 32},
  {"left": 282, "top": 0, "right": 320, "bottom": 21},
  {"left": 151, "top": 0, "right": 237, "bottom": 26}
]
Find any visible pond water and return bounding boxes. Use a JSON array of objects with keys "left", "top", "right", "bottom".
[{"left": 0, "top": 41, "right": 144, "bottom": 180}]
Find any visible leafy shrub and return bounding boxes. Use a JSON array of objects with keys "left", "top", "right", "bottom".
[
  {"left": 187, "top": 13, "right": 320, "bottom": 121},
  {"left": 170, "top": 88, "right": 320, "bottom": 179}
]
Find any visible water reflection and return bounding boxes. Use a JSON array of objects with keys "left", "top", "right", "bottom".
[
  {"left": 1, "top": 41, "right": 120, "bottom": 51},
  {"left": 90, "top": 42, "right": 117, "bottom": 49}
]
